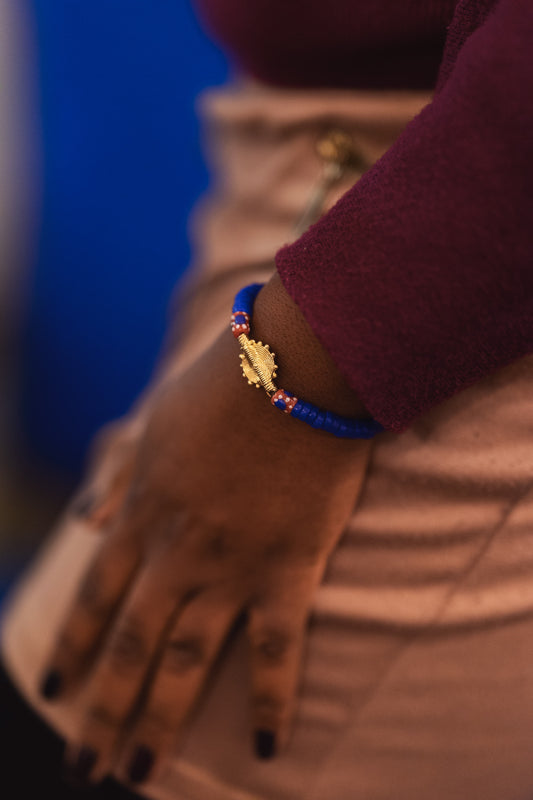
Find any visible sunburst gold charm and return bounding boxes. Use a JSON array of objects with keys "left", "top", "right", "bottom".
[{"left": 238, "top": 335, "right": 278, "bottom": 394}]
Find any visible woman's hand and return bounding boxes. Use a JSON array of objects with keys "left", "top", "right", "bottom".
[
  {"left": 67, "top": 416, "right": 144, "bottom": 529},
  {"left": 39, "top": 278, "right": 374, "bottom": 787}
]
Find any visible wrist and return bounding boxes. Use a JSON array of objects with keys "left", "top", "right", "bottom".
[{"left": 252, "top": 272, "right": 371, "bottom": 420}]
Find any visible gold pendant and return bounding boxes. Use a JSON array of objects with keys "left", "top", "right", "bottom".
[{"left": 238, "top": 336, "right": 278, "bottom": 394}]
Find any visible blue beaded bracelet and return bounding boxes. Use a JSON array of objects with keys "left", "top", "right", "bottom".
[{"left": 231, "top": 283, "right": 384, "bottom": 439}]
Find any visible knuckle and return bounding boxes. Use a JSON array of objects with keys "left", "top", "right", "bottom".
[
  {"left": 86, "top": 704, "right": 122, "bottom": 730},
  {"left": 77, "top": 565, "right": 110, "bottom": 618},
  {"left": 252, "top": 692, "right": 284, "bottom": 721},
  {"left": 56, "top": 630, "right": 81, "bottom": 659},
  {"left": 202, "top": 529, "right": 232, "bottom": 560},
  {"left": 251, "top": 628, "right": 291, "bottom": 665},
  {"left": 181, "top": 586, "right": 203, "bottom": 605},
  {"left": 185, "top": 520, "right": 235, "bottom": 561},
  {"left": 107, "top": 616, "right": 148, "bottom": 670},
  {"left": 262, "top": 536, "right": 289, "bottom": 561},
  {"left": 124, "top": 476, "right": 149, "bottom": 507},
  {"left": 162, "top": 635, "right": 205, "bottom": 674},
  {"left": 140, "top": 704, "right": 173, "bottom": 733},
  {"left": 264, "top": 535, "right": 322, "bottom": 564},
  {"left": 299, "top": 540, "right": 324, "bottom": 563}
]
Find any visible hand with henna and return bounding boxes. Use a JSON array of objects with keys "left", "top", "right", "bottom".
[{"left": 38, "top": 275, "right": 375, "bottom": 788}]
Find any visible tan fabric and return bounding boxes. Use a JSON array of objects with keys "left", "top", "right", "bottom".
[{"left": 3, "top": 82, "right": 533, "bottom": 800}]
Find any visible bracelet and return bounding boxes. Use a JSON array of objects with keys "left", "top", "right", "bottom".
[{"left": 231, "top": 283, "right": 384, "bottom": 439}]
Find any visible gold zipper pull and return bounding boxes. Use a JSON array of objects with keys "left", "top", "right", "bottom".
[
  {"left": 293, "top": 129, "right": 364, "bottom": 237},
  {"left": 315, "top": 129, "right": 363, "bottom": 172}
]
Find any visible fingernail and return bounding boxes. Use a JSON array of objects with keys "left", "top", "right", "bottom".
[
  {"left": 63, "top": 745, "right": 98, "bottom": 786},
  {"left": 254, "top": 729, "right": 276, "bottom": 759},
  {"left": 127, "top": 745, "right": 155, "bottom": 784},
  {"left": 40, "top": 669, "right": 63, "bottom": 700},
  {"left": 71, "top": 492, "right": 97, "bottom": 518}
]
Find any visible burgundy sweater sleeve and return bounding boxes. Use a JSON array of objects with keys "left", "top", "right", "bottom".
[{"left": 275, "top": 0, "right": 533, "bottom": 433}]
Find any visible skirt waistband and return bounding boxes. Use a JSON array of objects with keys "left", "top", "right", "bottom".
[{"left": 188, "top": 82, "right": 431, "bottom": 280}]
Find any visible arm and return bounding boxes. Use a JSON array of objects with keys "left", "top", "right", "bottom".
[{"left": 275, "top": 0, "right": 533, "bottom": 432}]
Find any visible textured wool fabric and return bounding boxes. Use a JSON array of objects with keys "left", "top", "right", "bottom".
[
  {"left": 196, "top": 0, "right": 533, "bottom": 432},
  {"left": 194, "top": 0, "right": 457, "bottom": 89},
  {"left": 274, "top": 0, "right": 533, "bottom": 431}
]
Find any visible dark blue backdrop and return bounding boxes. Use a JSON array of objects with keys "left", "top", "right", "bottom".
[{"left": 21, "top": 1, "right": 229, "bottom": 474}]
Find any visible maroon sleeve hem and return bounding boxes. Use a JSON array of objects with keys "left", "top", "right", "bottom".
[{"left": 275, "top": 0, "right": 533, "bottom": 432}]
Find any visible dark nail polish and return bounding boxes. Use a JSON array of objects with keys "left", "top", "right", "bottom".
[
  {"left": 40, "top": 669, "right": 63, "bottom": 700},
  {"left": 63, "top": 746, "right": 98, "bottom": 787},
  {"left": 71, "top": 492, "right": 96, "bottom": 518},
  {"left": 127, "top": 745, "right": 155, "bottom": 784},
  {"left": 254, "top": 729, "right": 276, "bottom": 759}
]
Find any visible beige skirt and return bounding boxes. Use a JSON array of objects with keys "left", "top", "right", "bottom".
[{"left": 3, "top": 81, "right": 533, "bottom": 800}]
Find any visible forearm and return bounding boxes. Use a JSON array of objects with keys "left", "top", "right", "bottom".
[{"left": 133, "top": 267, "right": 371, "bottom": 437}]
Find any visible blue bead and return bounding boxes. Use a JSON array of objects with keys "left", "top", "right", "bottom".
[
  {"left": 312, "top": 411, "right": 326, "bottom": 429},
  {"left": 297, "top": 403, "right": 310, "bottom": 421},
  {"left": 324, "top": 411, "right": 335, "bottom": 433},
  {"left": 293, "top": 401, "right": 303, "bottom": 415},
  {"left": 232, "top": 282, "right": 264, "bottom": 315},
  {"left": 306, "top": 408, "right": 318, "bottom": 425},
  {"left": 274, "top": 399, "right": 286, "bottom": 410},
  {"left": 330, "top": 417, "right": 341, "bottom": 434}
]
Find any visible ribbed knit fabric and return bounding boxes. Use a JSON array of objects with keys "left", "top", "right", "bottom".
[{"left": 196, "top": 0, "right": 533, "bottom": 432}]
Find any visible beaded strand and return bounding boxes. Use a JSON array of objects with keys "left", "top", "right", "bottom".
[{"left": 232, "top": 283, "right": 384, "bottom": 440}]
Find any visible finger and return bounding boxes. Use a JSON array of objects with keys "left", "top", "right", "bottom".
[
  {"left": 117, "top": 587, "right": 243, "bottom": 787},
  {"left": 247, "top": 564, "right": 322, "bottom": 760},
  {"left": 86, "top": 452, "right": 138, "bottom": 529},
  {"left": 70, "top": 421, "right": 142, "bottom": 528},
  {"left": 69, "top": 489, "right": 102, "bottom": 521},
  {"left": 64, "top": 547, "right": 196, "bottom": 784},
  {"left": 38, "top": 506, "right": 148, "bottom": 702},
  {"left": 85, "top": 416, "right": 141, "bottom": 476},
  {"left": 70, "top": 461, "right": 136, "bottom": 529}
]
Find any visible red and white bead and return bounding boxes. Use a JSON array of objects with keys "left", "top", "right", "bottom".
[
  {"left": 230, "top": 311, "right": 250, "bottom": 337},
  {"left": 271, "top": 389, "right": 298, "bottom": 414}
]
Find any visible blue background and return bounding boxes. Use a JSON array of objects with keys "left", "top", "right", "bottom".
[{"left": 21, "top": 1, "right": 229, "bottom": 475}]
